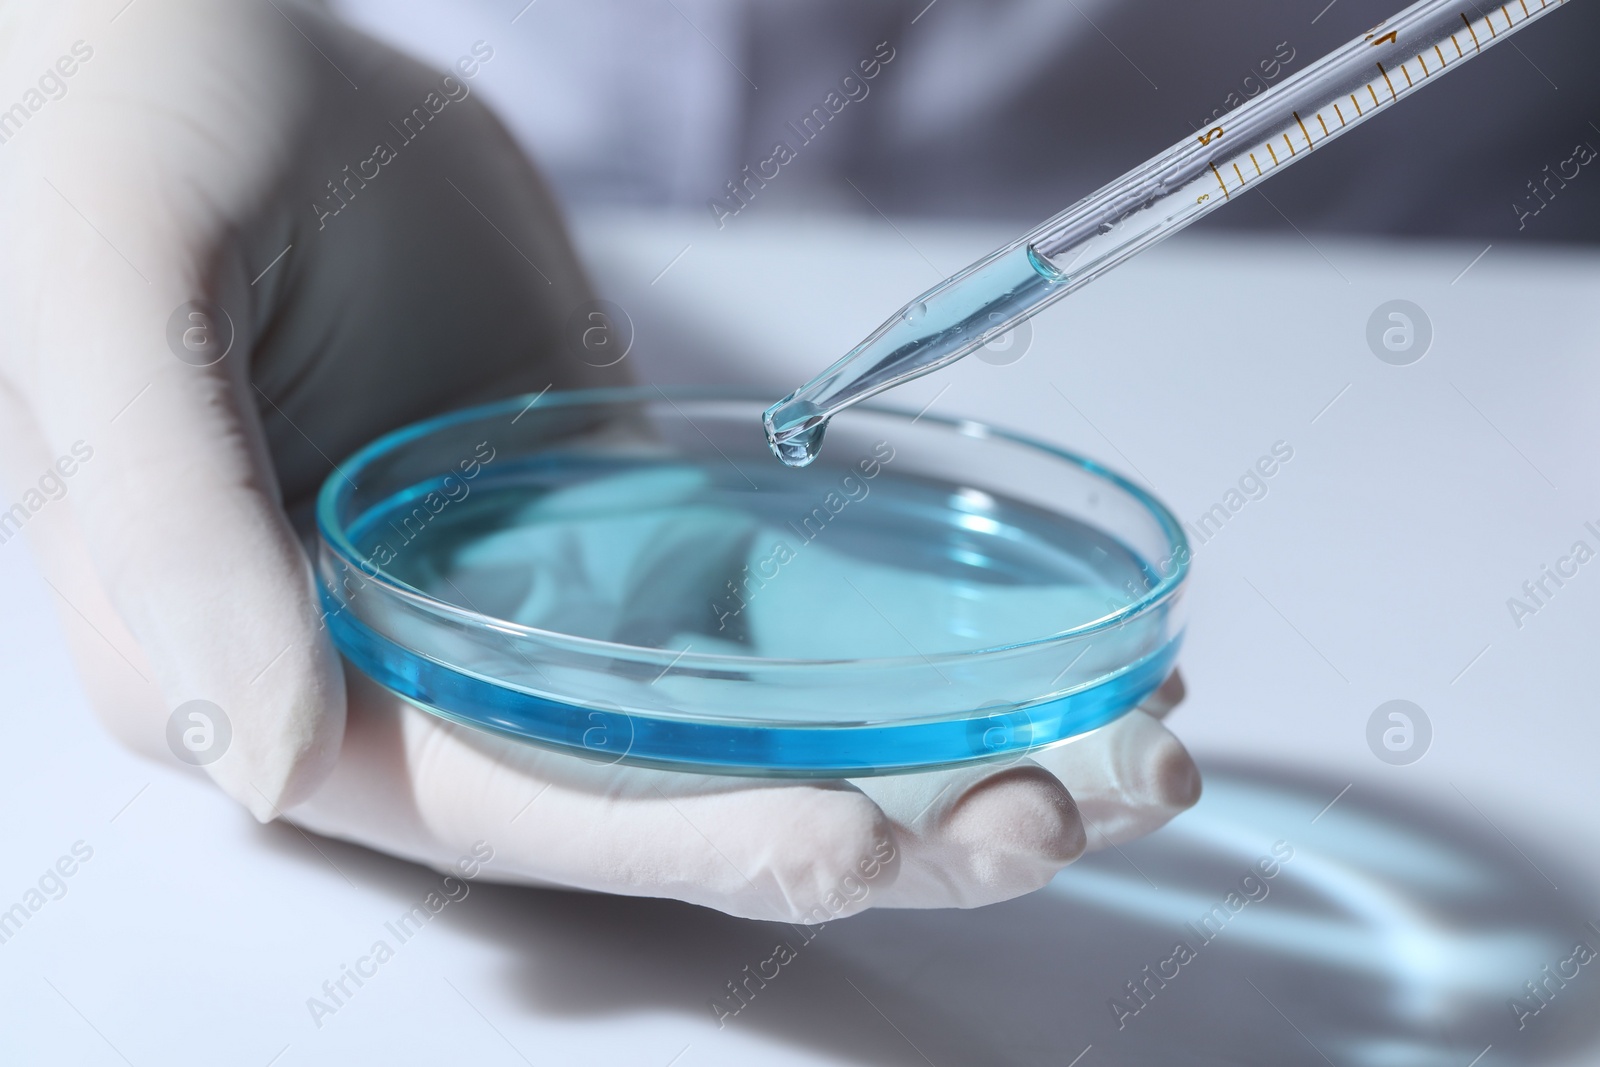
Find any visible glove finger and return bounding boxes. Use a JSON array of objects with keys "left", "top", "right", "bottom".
[
  {"left": 30, "top": 341, "right": 342, "bottom": 821},
  {"left": 847, "top": 760, "right": 1085, "bottom": 909},
  {"left": 0, "top": 6, "right": 354, "bottom": 821},
  {"left": 3, "top": 190, "right": 340, "bottom": 814},
  {"left": 1137, "top": 668, "right": 1186, "bottom": 719},
  {"left": 1030, "top": 708, "right": 1201, "bottom": 850},
  {"left": 289, "top": 668, "right": 901, "bottom": 924}
]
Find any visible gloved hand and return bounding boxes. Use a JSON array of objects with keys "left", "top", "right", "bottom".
[{"left": 0, "top": 0, "right": 1200, "bottom": 922}]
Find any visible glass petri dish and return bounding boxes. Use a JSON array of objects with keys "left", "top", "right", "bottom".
[{"left": 316, "top": 387, "right": 1189, "bottom": 777}]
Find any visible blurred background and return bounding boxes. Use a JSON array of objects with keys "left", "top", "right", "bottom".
[{"left": 331, "top": 0, "right": 1600, "bottom": 241}]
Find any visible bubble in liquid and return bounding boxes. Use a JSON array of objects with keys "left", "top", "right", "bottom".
[{"left": 902, "top": 302, "right": 928, "bottom": 324}]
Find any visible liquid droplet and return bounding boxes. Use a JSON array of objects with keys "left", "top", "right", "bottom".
[
  {"left": 763, "top": 398, "right": 829, "bottom": 468},
  {"left": 901, "top": 302, "right": 928, "bottom": 324}
]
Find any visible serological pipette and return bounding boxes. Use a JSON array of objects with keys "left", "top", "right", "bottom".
[{"left": 763, "top": 0, "right": 1574, "bottom": 466}]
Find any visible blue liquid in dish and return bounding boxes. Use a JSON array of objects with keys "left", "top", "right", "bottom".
[
  {"left": 765, "top": 245, "right": 1064, "bottom": 467},
  {"left": 328, "top": 455, "right": 1179, "bottom": 775},
  {"left": 360, "top": 459, "right": 1152, "bottom": 660}
]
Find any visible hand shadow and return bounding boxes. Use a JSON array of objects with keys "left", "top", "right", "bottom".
[{"left": 258, "top": 757, "right": 1600, "bottom": 1066}]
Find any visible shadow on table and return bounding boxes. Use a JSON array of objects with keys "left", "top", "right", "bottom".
[{"left": 264, "top": 759, "right": 1600, "bottom": 1067}]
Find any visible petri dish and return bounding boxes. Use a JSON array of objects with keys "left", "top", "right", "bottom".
[{"left": 315, "top": 387, "right": 1189, "bottom": 777}]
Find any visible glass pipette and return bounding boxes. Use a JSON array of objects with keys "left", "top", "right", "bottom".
[{"left": 764, "top": 0, "right": 1573, "bottom": 466}]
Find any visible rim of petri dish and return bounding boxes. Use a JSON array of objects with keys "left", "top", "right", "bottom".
[
  {"left": 318, "top": 386, "right": 1189, "bottom": 667},
  {"left": 315, "top": 385, "right": 1191, "bottom": 775}
]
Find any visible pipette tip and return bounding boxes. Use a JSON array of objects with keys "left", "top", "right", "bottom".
[{"left": 763, "top": 396, "right": 828, "bottom": 468}]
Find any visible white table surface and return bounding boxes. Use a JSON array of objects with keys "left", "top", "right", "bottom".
[{"left": 3, "top": 211, "right": 1598, "bottom": 1066}]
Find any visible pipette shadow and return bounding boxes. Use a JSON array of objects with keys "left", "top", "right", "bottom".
[{"left": 260, "top": 758, "right": 1600, "bottom": 1067}]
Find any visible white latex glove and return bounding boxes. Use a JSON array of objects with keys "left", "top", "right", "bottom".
[{"left": 0, "top": 0, "right": 1200, "bottom": 922}]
